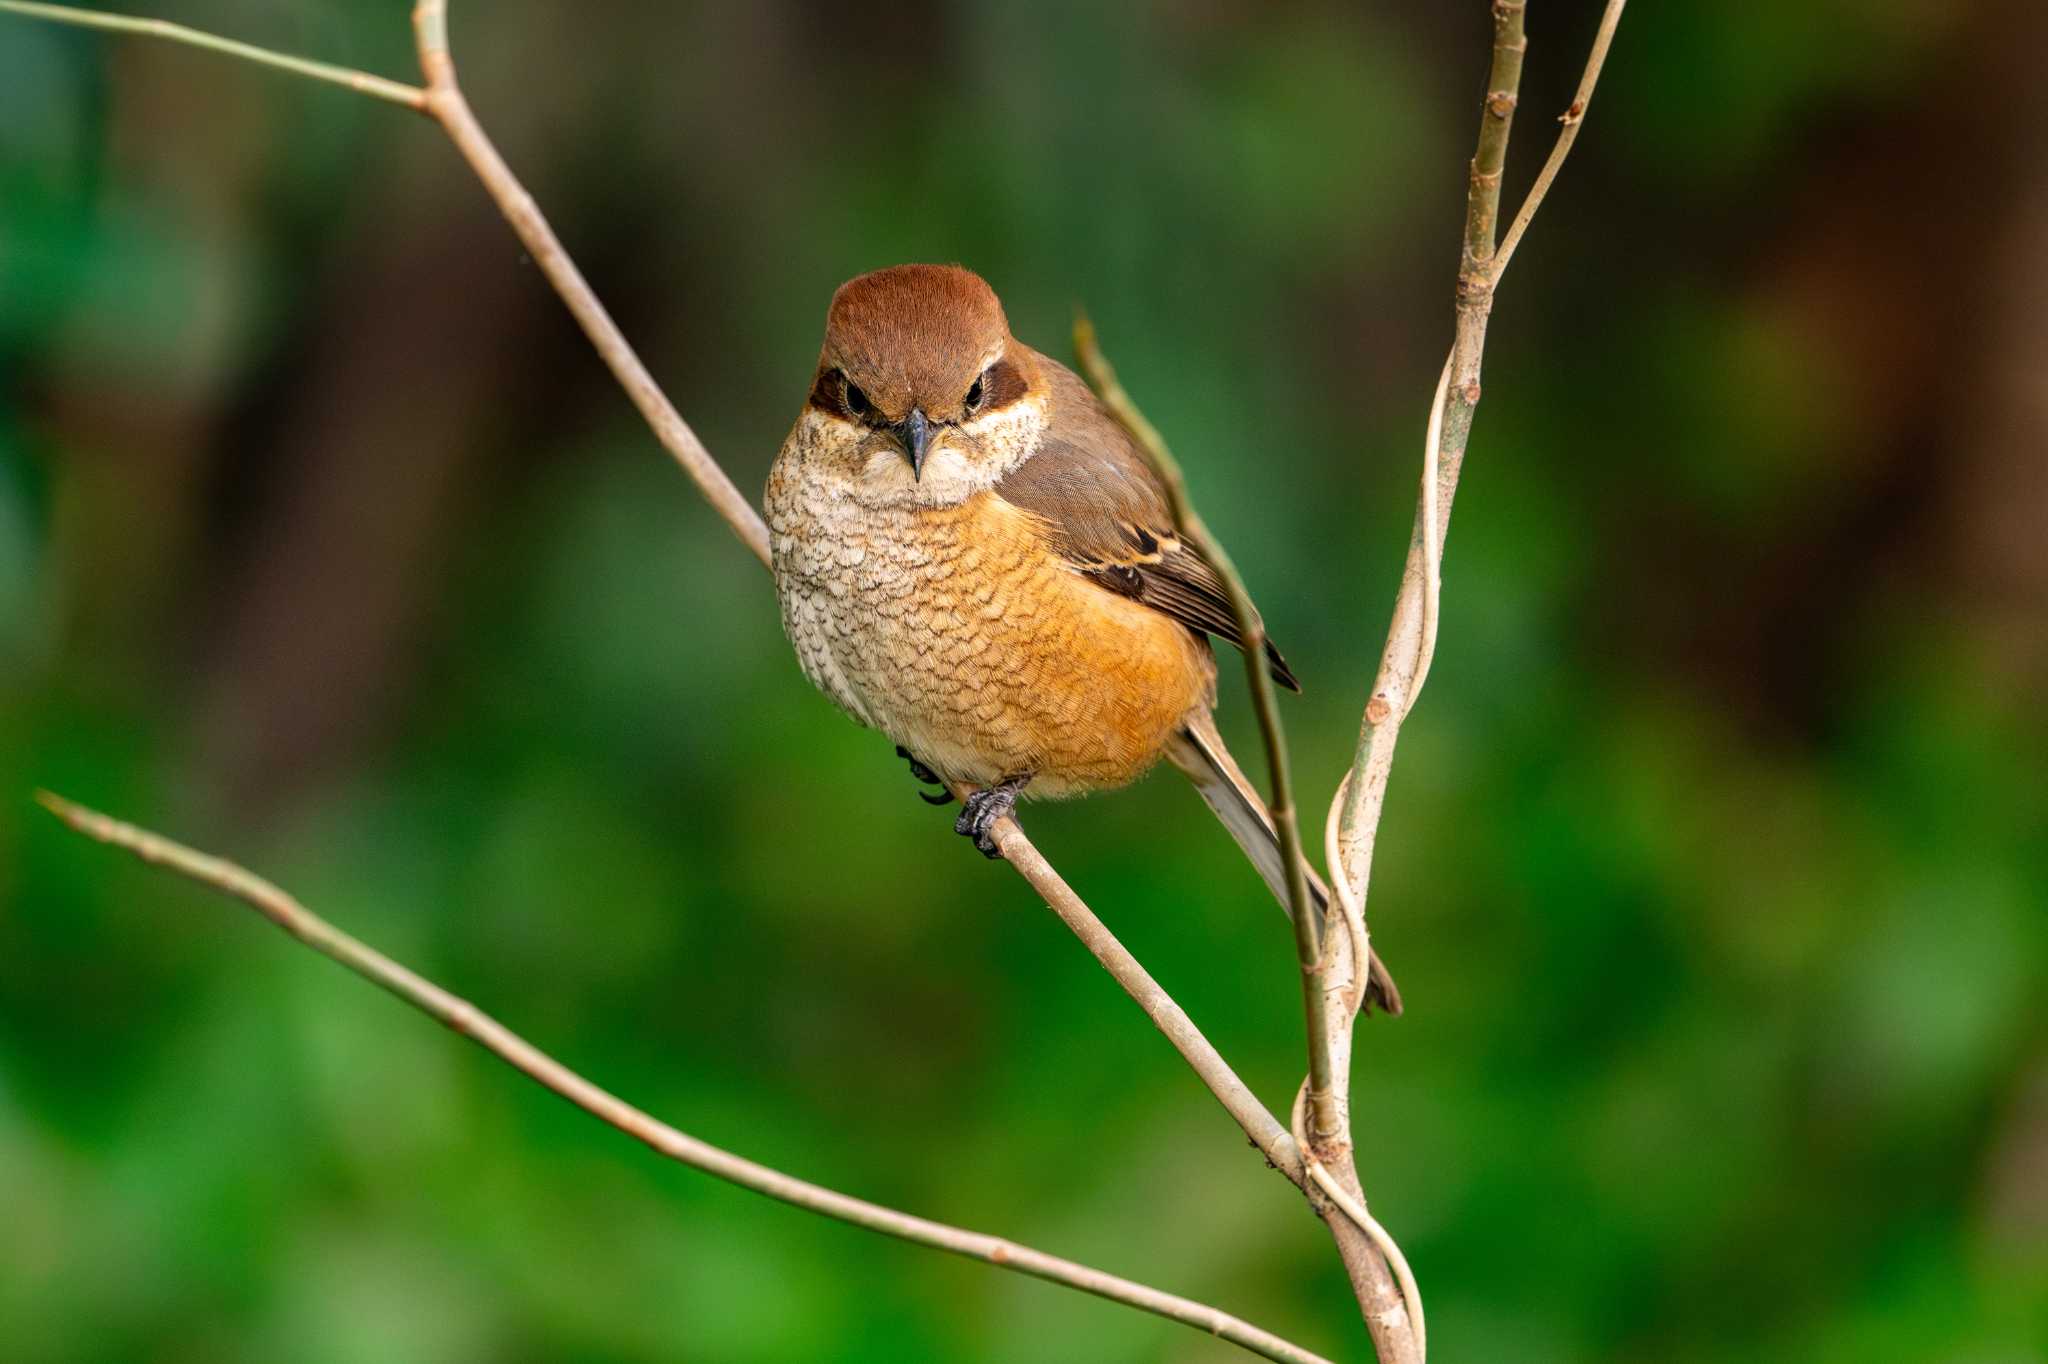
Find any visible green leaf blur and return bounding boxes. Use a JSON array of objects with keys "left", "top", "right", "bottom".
[{"left": 1, "top": 3, "right": 2042, "bottom": 1361}]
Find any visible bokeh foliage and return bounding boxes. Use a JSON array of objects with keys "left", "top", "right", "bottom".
[{"left": 2, "top": 2, "right": 2044, "bottom": 1360}]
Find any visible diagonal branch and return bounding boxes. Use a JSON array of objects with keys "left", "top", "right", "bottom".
[
  {"left": 410, "top": 0, "right": 1298, "bottom": 1186},
  {"left": 33, "top": 793, "right": 1331, "bottom": 1364},
  {"left": 1071, "top": 325, "right": 1420, "bottom": 1359},
  {"left": 3, "top": 0, "right": 1293, "bottom": 1178},
  {"left": 981, "top": 805, "right": 1303, "bottom": 1181},
  {"left": 3, "top": 0, "right": 1306, "bottom": 1322},
  {"left": 1069, "top": 318, "right": 1332, "bottom": 1135},
  {"left": 407, "top": 0, "right": 770, "bottom": 566},
  {"left": 1492, "top": 0, "right": 1628, "bottom": 281}
]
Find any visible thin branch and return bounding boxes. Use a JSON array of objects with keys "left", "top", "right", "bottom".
[
  {"left": 1324, "top": 7, "right": 1628, "bottom": 1352},
  {"left": 34, "top": 793, "right": 1332, "bottom": 1364},
  {"left": 406, "top": 8, "right": 1300, "bottom": 1187},
  {"left": 1492, "top": 0, "right": 1627, "bottom": 282},
  {"left": 1338, "top": 0, "right": 1628, "bottom": 889},
  {"left": 1072, "top": 320, "right": 1420, "bottom": 1359},
  {"left": 1288, "top": 1082, "right": 1424, "bottom": 1361},
  {"left": 408, "top": 0, "right": 771, "bottom": 566},
  {"left": 0, "top": 0, "right": 428, "bottom": 109},
  {"left": 1070, "top": 318, "right": 1335, "bottom": 1140},
  {"left": 1462, "top": 0, "right": 1528, "bottom": 282},
  {"left": 2, "top": 0, "right": 1310, "bottom": 1326},
  {"left": 977, "top": 793, "right": 1304, "bottom": 1183},
  {"left": 0, "top": 0, "right": 1289, "bottom": 1206}
]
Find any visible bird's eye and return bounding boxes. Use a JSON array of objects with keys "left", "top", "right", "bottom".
[
  {"left": 840, "top": 373, "right": 871, "bottom": 418},
  {"left": 963, "top": 370, "right": 988, "bottom": 415}
]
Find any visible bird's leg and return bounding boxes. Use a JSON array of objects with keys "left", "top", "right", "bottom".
[
  {"left": 955, "top": 775, "right": 1031, "bottom": 859},
  {"left": 895, "top": 745, "right": 955, "bottom": 805}
]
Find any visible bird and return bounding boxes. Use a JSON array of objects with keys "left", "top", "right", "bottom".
[{"left": 765, "top": 264, "right": 1399, "bottom": 1014}]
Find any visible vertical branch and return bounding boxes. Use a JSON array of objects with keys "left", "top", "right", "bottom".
[
  {"left": 1463, "top": 2, "right": 1528, "bottom": 278},
  {"left": 1339, "top": 0, "right": 1626, "bottom": 893},
  {"left": 2, "top": 3, "right": 1636, "bottom": 1361},
  {"left": 1324, "top": 5, "right": 1627, "bottom": 1351}
]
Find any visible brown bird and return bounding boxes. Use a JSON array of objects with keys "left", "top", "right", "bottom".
[{"left": 766, "top": 264, "right": 1399, "bottom": 1013}]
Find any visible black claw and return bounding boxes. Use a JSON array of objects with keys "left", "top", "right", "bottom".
[
  {"left": 954, "top": 776, "right": 1029, "bottom": 859},
  {"left": 896, "top": 745, "right": 954, "bottom": 804}
]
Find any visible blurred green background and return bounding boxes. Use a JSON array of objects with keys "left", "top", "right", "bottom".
[{"left": 3, "top": 2, "right": 2044, "bottom": 1360}]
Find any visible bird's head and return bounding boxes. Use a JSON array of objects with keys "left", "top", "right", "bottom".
[{"left": 805, "top": 264, "right": 1045, "bottom": 504}]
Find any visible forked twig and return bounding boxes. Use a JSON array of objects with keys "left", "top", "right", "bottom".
[
  {"left": 4, "top": 0, "right": 1321, "bottom": 1356},
  {"left": 5, "top": 2, "right": 1632, "bottom": 1360},
  {"left": 1316, "top": 8, "right": 1629, "bottom": 1357}
]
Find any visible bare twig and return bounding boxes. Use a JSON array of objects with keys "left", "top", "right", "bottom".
[
  {"left": 408, "top": 2, "right": 1298, "bottom": 1176},
  {"left": 1321, "top": 7, "right": 1628, "bottom": 1354},
  {"left": 2, "top": 0, "right": 1310, "bottom": 1341},
  {"left": 0, "top": 0, "right": 428, "bottom": 108},
  {"left": 1339, "top": 6, "right": 1626, "bottom": 868},
  {"left": 1070, "top": 318, "right": 1334, "bottom": 1136},
  {"left": 1072, "top": 324, "right": 1422, "bottom": 1360},
  {"left": 978, "top": 796, "right": 1303, "bottom": 1182},
  {"left": 33, "top": 793, "right": 1331, "bottom": 1364},
  {"left": 409, "top": 0, "right": 770, "bottom": 566},
  {"left": 1492, "top": 0, "right": 1627, "bottom": 281}
]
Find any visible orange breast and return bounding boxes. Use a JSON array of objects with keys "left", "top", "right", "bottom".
[{"left": 782, "top": 489, "right": 1214, "bottom": 797}]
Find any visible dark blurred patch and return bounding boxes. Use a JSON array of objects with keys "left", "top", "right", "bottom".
[{"left": 1, "top": 2, "right": 2042, "bottom": 1361}]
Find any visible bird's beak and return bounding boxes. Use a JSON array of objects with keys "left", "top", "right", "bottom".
[{"left": 894, "top": 408, "right": 932, "bottom": 480}]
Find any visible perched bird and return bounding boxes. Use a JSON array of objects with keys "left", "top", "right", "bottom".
[{"left": 766, "top": 264, "right": 1399, "bottom": 1013}]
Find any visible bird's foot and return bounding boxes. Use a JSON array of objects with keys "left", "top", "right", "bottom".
[
  {"left": 896, "top": 746, "right": 954, "bottom": 805},
  {"left": 955, "top": 775, "right": 1030, "bottom": 859}
]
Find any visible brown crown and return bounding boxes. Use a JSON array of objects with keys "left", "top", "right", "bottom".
[{"left": 816, "top": 264, "right": 1016, "bottom": 422}]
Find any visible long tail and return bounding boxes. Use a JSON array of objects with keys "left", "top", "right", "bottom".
[{"left": 1166, "top": 712, "right": 1403, "bottom": 1016}]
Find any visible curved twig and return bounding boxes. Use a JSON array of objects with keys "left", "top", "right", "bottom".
[
  {"left": 0, "top": 0, "right": 427, "bottom": 107},
  {"left": 2, "top": 0, "right": 1312, "bottom": 1347},
  {"left": 1070, "top": 317, "right": 1335, "bottom": 1136},
  {"left": 1492, "top": 0, "right": 1629, "bottom": 282},
  {"left": 34, "top": 793, "right": 1331, "bottom": 1364},
  {"left": 1073, "top": 320, "right": 1418, "bottom": 1360}
]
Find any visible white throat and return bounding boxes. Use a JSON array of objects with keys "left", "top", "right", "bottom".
[{"left": 803, "top": 397, "right": 1047, "bottom": 510}]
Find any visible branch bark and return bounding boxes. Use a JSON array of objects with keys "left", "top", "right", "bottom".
[
  {"left": 409, "top": 1, "right": 768, "bottom": 566},
  {"left": 34, "top": 794, "right": 1329, "bottom": 1364},
  {"left": 404, "top": 0, "right": 1298, "bottom": 1177},
  {"left": 1072, "top": 324, "right": 1422, "bottom": 1362},
  {"left": 5, "top": 2, "right": 1633, "bottom": 1361},
  {"left": 6, "top": 0, "right": 1315, "bottom": 1351},
  {"left": 1069, "top": 319, "right": 1331, "bottom": 1133},
  {"left": 1323, "top": 7, "right": 1629, "bottom": 1355}
]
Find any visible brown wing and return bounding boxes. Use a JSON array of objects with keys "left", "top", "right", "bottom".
[{"left": 994, "top": 355, "right": 1301, "bottom": 691}]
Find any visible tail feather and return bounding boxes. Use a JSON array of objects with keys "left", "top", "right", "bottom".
[{"left": 1167, "top": 714, "right": 1403, "bottom": 1016}]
